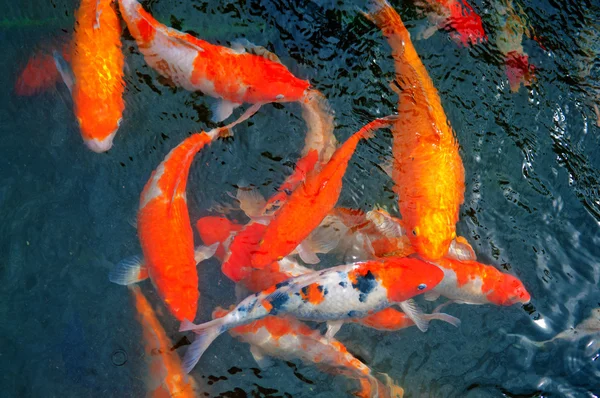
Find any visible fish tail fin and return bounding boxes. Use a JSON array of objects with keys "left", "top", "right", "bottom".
[
  {"left": 194, "top": 242, "right": 219, "bottom": 264},
  {"left": 375, "top": 372, "right": 405, "bottom": 398},
  {"left": 363, "top": 0, "right": 393, "bottom": 24},
  {"left": 180, "top": 317, "right": 227, "bottom": 373}
]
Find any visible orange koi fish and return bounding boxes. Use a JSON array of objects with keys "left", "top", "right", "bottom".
[
  {"left": 180, "top": 257, "right": 444, "bottom": 372},
  {"left": 130, "top": 286, "right": 199, "bottom": 397},
  {"left": 251, "top": 116, "right": 398, "bottom": 268},
  {"left": 366, "top": 0, "right": 465, "bottom": 260},
  {"left": 110, "top": 106, "right": 259, "bottom": 321},
  {"left": 118, "top": 0, "right": 311, "bottom": 122},
  {"left": 212, "top": 307, "right": 404, "bottom": 398},
  {"left": 15, "top": 40, "right": 71, "bottom": 96},
  {"left": 425, "top": 257, "right": 531, "bottom": 306},
  {"left": 56, "top": 0, "right": 125, "bottom": 152}
]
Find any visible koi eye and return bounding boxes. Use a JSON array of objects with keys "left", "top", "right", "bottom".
[
  {"left": 417, "top": 283, "right": 427, "bottom": 291},
  {"left": 412, "top": 230, "right": 417, "bottom": 236}
]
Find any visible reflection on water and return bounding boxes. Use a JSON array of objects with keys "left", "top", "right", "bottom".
[{"left": 1, "top": 0, "right": 600, "bottom": 396}]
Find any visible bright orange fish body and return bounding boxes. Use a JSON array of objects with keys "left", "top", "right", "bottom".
[
  {"left": 118, "top": 0, "right": 310, "bottom": 121},
  {"left": 251, "top": 117, "right": 397, "bottom": 268},
  {"left": 137, "top": 132, "right": 216, "bottom": 322},
  {"left": 130, "top": 286, "right": 198, "bottom": 397},
  {"left": 367, "top": 0, "right": 465, "bottom": 260},
  {"left": 212, "top": 307, "right": 403, "bottom": 398},
  {"left": 426, "top": 257, "right": 531, "bottom": 306},
  {"left": 71, "top": 0, "right": 125, "bottom": 152}
]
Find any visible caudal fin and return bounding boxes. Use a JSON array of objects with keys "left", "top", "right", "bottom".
[
  {"left": 180, "top": 317, "right": 226, "bottom": 373},
  {"left": 423, "top": 312, "right": 461, "bottom": 328}
]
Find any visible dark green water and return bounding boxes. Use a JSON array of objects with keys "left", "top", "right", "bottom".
[{"left": 1, "top": 0, "right": 599, "bottom": 396}]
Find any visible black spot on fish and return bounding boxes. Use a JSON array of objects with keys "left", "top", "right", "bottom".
[
  {"left": 269, "top": 293, "right": 289, "bottom": 314},
  {"left": 348, "top": 310, "right": 360, "bottom": 318},
  {"left": 359, "top": 293, "right": 368, "bottom": 303},
  {"left": 275, "top": 280, "right": 289, "bottom": 289},
  {"left": 339, "top": 281, "right": 347, "bottom": 288},
  {"left": 352, "top": 270, "right": 377, "bottom": 296},
  {"left": 323, "top": 287, "right": 329, "bottom": 296},
  {"left": 301, "top": 286, "right": 310, "bottom": 297}
]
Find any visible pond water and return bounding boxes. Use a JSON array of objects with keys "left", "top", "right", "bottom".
[{"left": 1, "top": 0, "right": 599, "bottom": 397}]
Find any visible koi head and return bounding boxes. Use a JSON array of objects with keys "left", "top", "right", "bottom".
[
  {"left": 377, "top": 257, "right": 444, "bottom": 302},
  {"left": 74, "top": 95, "right": 124, "bottom": 152},
  {"left": 256, "top": 61, "right": 310, "bottom": 103},
  {"left": 486, "top": 273, "right": 531, "bottom": 306}
]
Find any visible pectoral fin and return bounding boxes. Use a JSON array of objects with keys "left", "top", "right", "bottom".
[
  {"left": 211, "top": 99, "right": 241, "bottom": 123},
  {"left": 250, "top": 346, "right": 274, "bottom": 369},
  {"left": 399, "top": 299, "right": 429, "bottom": 332},
  {"left": 109, "top": 255, "right": 148, "bottom": 285},
  {"left": 53, "top": 50, "right": 74, "bottom": 94},
  {"left": 325, "top": 320, "right": 344, "bottom": 339},
  {"left": 296, "top": 242, "right": 320, "bottom": 265},
  {"left": 194, "top": 243, "right": 219, "bottom": 263},
  {"left": 236, "top": 186, "right": 267, "bottom": 219}
]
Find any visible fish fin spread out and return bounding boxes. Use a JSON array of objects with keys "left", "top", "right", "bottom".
[
  {"left": 236, "top": 186, "right": 267, "bottom": 219},
  {"left": 306, "top": 216, "right": 349, "bottom": 254},
  {"left": 249, "top": 346, "right": 274, "bottom": 369},
  {"left": 296, "top": 242, "right": 321, "bottom": 265},
  {"left": 180, "top": 317, "right": 227, "bottom": 373},
  {"left": 423, "top": 312, "right": 461, "bottom": 328},
  {"left": 211, "top": 99, "right": 242, "bottom": 123},
  {"left": 423, "top": 291, "right": 440, "bottom": 301},
  {"left": 126, "top": 213, "right": 138, "bottom": 229},
  {"left": 447, "top": 236, "right": 477, "bottom": 261},
  {"left": 53, "top": 50, "right": 74, "bottom": 94},
  {"left": 399, "top": 299, "right": 429, "bottom": 332},
  {"left": 380, "top": 159, "right": 393, "bottom": 179},
  {"left": 325, "top": 320, "right": 344, "bottom": 339},
  {"left": 230, "top": 38, "right": 282, "bottom": 64},
  {"left": 194, "top": 243, "right": 219, "bottom": 264},
  {"left": 109, "top": 255, "right": 149, "bottom": 285}
]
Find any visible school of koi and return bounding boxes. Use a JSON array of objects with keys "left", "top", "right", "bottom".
[{"left": 15, "top": 0, "right": 536, "bottom": 396}]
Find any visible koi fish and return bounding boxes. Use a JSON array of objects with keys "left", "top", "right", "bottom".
[
  {"left": 110, "top": 105, "right": 259, "bottom": 321},
  {"left": 195, "top": 216, "right": 242, "bottom": 261},
  {"left": 195, "top": 212, "right": 458, "bottom": 336},
  {"left": 212, "top": 307, "right": 404, "bottom": 398},
  {"left": 130, "top": 286, "right": 199, "bottom": 397},
  {"left": 251, "top": 116, "right": 398, "bottom": 268},
  {"left": 416, "top": 0, "right": 487, "bottom": 46},
  {"left": 424, "top": 257, "right": 531, "bottom": 306},
  {"left": 118, "top": 0, "right": 311, "bottom": 122},
  {"left": 180, "top": 256, "right": 444, "bottom": 372},
  {"left": 14, "top": 39, "right": 71, "bottom": 96},
  {"left": 492, "top": 0, "right": 536, "bottom": 92},
  {"left": 366, "top": 0, "right": 465, "bottom": 261},
  {"left": 56, "top": 0, "right": 125, "bottom": 152}
]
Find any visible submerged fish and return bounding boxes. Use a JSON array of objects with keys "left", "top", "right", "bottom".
[
  {"left": 212, "top": 307, "right": 404, "bottom": 397},
  {"left": 14, "top": 39, "right": 71, "bottom": 96},
  {"left": 110, "top": 106, "right": 259, "bottom": 321},
  {"left": 59, "top": 0, "right": 125, "bottom": 152},
  {"left": 118, "top": 0, "right": 311, "bottom": 122},
  {"left": 416, "top": 0, "right": 487, "bottom": 46},
  {"left": 366, "top": 0, "right": 466, "bottom": 261},
  {"left": 130, "top": 286, "right": 199, "bottom": 397},
  {"left": 251, "top": 116, "right": 398, "bottom": 268},
  {"left": 180, "top": 256, "right": 444, "bottom": 372},
  {"left": 491, "top": 0, "right": 536, "bottom": 92}
]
